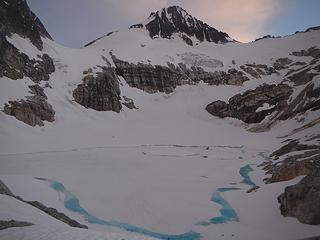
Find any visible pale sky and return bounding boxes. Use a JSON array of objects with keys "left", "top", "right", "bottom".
[{"left": 27, "top": 0, "right": 320, "bottom": 47}]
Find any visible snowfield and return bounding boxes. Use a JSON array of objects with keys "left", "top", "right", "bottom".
[{"left": 1, "top": 25, "right": 320, "bottom": 240}]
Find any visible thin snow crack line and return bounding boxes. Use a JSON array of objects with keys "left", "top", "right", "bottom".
[{"left": 0, "top": 144, "right": 244, "bottom": 156}]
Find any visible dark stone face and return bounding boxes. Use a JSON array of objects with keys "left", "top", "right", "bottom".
[
  {"left": 3, "top": 85, "right": 55, "bottom": 127},
  {"left": 73, "top": 68, "right": 122, "bottom": 112},
  {"left": 206, "top": 84, "right": 293, "bottom": 124},
  {"left": 278, "top": 169, "right": 320, "bottom": 225},
  {"left": 145, "top": 6, "right": 230, "bottom": 44},
  {"left": 0, "top": 0, "right": 52, "bottom": 51},
  {"left": 0, "top": 0, "right": 55, "bottom": 82},
  {"left": 0, "top": 35, "right": 55, "bottom": 82}
]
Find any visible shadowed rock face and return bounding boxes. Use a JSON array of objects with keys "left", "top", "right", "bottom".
[
  {"left": 144, "top": 6, "right": 230, "bottom": 44},
  {"left": 261, "top": 133, "right": 320, "bottom": 225},
  {"left": 278, "top": 169, "right": 320, "bottom": 225},
  {"left": 206, "top": 84, "right": 293, "bottom": 124},
  {"left": 0, "top": 220, "right": 33, "bottom": 230},
  {"left": 73, "top": 68, "right": 122, "bottom": 112},
  {"left": 0, "top": 36, "right": 55, "bottom": 81},
  {"left": 113, "top": 55, "right": 249, "bottom": 94},
  {"left": 0, "top": 0, "right": 55, "bottom": 82},
  {"left": 0, "top": 0, "right": 55, "bottom": 126},
  {"left": 114, "top": 58, "right": 184, "bottom": 94},
  {"left": 0, "top": 0, "right": 52, "bottom": 51}
]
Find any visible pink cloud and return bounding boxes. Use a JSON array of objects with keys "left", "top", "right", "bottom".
[{"left": 174, "top": 0, "right": 283, "bottom": 42}]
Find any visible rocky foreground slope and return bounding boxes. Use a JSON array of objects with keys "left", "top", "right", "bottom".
[{"left": 0, "top": 0, "right": 320, "bottom": 237}]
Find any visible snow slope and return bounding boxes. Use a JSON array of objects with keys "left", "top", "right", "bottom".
[{"left": 1, "top": 19, "right": 320, "bottom": 240}]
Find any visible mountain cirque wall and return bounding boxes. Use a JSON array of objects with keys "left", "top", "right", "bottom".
[{"left": 113, "top": 55, "right": 249, "bottom": 94}]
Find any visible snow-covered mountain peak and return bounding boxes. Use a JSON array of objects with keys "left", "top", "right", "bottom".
[{"left": 130, "top": 5, "right": 232, "bottom": 45}]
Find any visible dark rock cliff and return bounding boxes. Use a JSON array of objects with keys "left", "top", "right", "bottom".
[
  {"left": 73, "top": 67, "right": 122, "bottom": 112},
  {"left": 4, "top": 85, "right": 55, "bottom": 126},
  {"left": 143, "top": 6, "right": 230, "bottom": 44},
  {"left": 0, "top": 0, "right": 52, "bottom": 51},
  {"left": 278, "top": 168, "right": 320, "bottom": 225},
  {"left": 206, "top": 84, "right": 293, "bottom": 124},
  {"left": 113, "top": 55, "right": 249, "bottom": 94},
  {"left": 0, "top": 0, "right": 55, "bottom": 81},
  {"left": 1, "top": 0, "right": 56, "bottom": 126}
]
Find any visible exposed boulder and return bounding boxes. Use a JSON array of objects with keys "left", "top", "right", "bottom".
[
  {"left": 206, "top": 84, "right": 293, "bottom": 123},
  {"left": 3, "top": 85, "right": 55, "bottom": 126},
  {"left": 122, "top": 96, "right": 138, "bottom": 109},
  {"left": 261, "top": 133, "right": 320, "bottom": 225},
  {"left": 3, "top": 97, "right": 55, "bottom": 127},
  {"left": 73, "top": 68, "right": 122, "bottom": 112},
  {"left": 278, "top": 169, "right": 320, "bottom": 224},
  {"left": 264, "top": 149, "right": 320, "bottom": 183}
]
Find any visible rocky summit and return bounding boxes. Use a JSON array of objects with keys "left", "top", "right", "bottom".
[
  {"left": 0, "top": 1, "right": 320, "bottom": 240},
  {"left": 140, "top": 6, "right": 231, "bottom": 45}
]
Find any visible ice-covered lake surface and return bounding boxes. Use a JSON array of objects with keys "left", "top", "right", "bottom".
[
  {"left": 1, "top": 144, "right": 320, "bottom": 240},
  {"left": 32, "top": 161, "right": 256, "bottom": 239},
  {"left": 35, "top": 177, "right": 200, "bottom": 240}
]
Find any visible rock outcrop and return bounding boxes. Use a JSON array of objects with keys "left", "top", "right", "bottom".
[
  {"left": 0, "top": 180, "right": 14, "bottom": 196},
  {"left": 114, "top": 58, "right": 184, "bottom": 93},
  {"left": 142, "top": 6, "right": 230, "bottom": 44},
  {"left": 0, "top": 0, "right": 52, "bottom": 51},
  {"left": 278, "top": 169, "right": 320, "bottom": 224},
  {"left": 0, "top": 35, "right": 55, "bottom": 81},
  {"left": 113, "top": 55, "right": 249, "bottom": 93},
  {"left": 3, "top": 85, "right": 55, "bottom": 126},
  {"left": 0, "top": 180, "right": 88, "bottom": 229},
  {"left": 0, "top": 0, "right": 55, "bottom": 82},
  {"left": 73, "top": 67, "right": 122, "bottom": 112},
  {"left": 261, "top": 131, "right": 320, "bottom": 224},
  {"left": 0, "top": 220, "right": 33, "bottom": 230},
  {"left": 206, "top": 84, "right": 293, "bottom": 123},
  {"left": 178, "top": 63, "right": 249, "bottom": 86},
  {"left": 264, "top": 149, "right": 320, "bottom": 183},
  {"left": 24, "top": 200, "right": 88, "bottom": 228}
]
